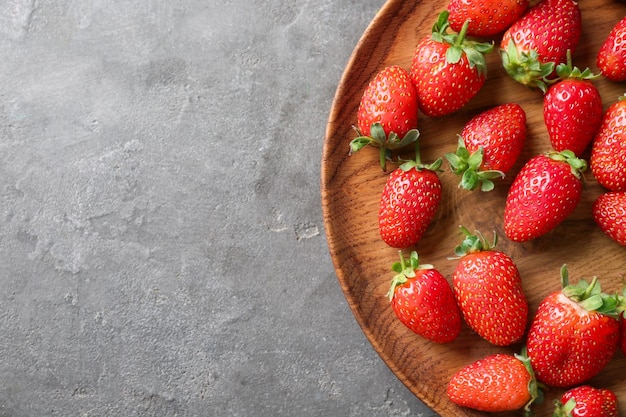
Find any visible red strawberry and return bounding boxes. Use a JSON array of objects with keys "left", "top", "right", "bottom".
[
  {"left": 544, "top": 56, "right": 603, "bottom": 156},
  {"left": 410, "top": 11, "right": 494, "bottom": 117},
  {"left": 447, "top": 351, "right": 540, "bottom": 413},
  {"left": 590, "top": 95, "right": 626, "bottom": 191},
  {"left": 351, "top": 65, "right": 420, "bottom": 171},
  {"left": 554, "top": 385, "right": 619, "bottom": 417},
  {"left": 386, "top": 251, "right": 461, "bottom": 343},
  {"left": 448, "top": 0, "right": 529, "bottom": 38},
  {"left": 621, "top": 315, "right": 626, "bottom": 356},
  {"left": 504, "top": 150, "right": 587, "bottom": 242},
  {"left": 451, "top": 227, "right": 528, "bottom": 346},
  {"left": 593, "top": 191, "right": 626, "bottom": 246},
  {"left": 500, "top": 0, "right": 581, "bottom": 91},
  {"left": 620, "top": 290, "right": 626, "bottom": 356},
  {"left": 597, "top": 16, "right": 626, "bottom": 82},
  {"left": 526, "top": 265, "right": 621, "bottom": 388},
  {"left": 378, "top": 142, "right": 442, "bottom": 248},
  {"left": 446, "top": 103, "right": 527, "bottom": 191}
]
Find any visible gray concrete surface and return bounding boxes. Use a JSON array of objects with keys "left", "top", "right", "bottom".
[{"left": 0, "top": 1, "right": 438, "bottom": 416}]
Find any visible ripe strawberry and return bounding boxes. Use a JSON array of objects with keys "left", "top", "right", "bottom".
[
  {"left": 526, "top": 265, "right": 621, "bottom": 388},
  {"left": 554, "top": 385, "right": 619, "bottom": 417},
  {"left": 351, "top": 65, "right": 420, "bottom": 171},
  {"left": 620, "top": 289, "right": 626, "bottom": 356},
  {"left": 621, "top": 318, "right": 626, "bottom": 356},
  {"left": 597, "top": 16, "right": 626, "bottom": 82},
  {"left": 410, "top": 11, "right": 494, "bottom": 117},
  {"left": 451, "top": 227, "right": 528, "bottom": 346},
  {"left": 447, "top": 350, "right": 540, "bottom": 413},
  {"left": 544, "top": 55, "right": 603, "bottom": 156},
  {"left": 386, "top": 251, "right": 461, "bottom": 343},
  {"left": 378, "top": 142, "right": 442, "bottom": 248},
  {"left": 590, "top": 95, "right": 626, "bottom": 191},
  {"left": 447, "top": 0, "right": 529, "bottom": 38},
  {"left": 593, "top": 191, "right": 626, "bottom": 246},
  {"left": 500, "top": 0, "right": 581, "bottom": 91},
  {"left": 504, "top": 150, "right": 587, "bottom": 242},
  {"left": 446, "top": 103, "right": 526, "bottom": 191}
]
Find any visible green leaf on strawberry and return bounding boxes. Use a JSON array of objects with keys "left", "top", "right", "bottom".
[
  {"left": 350, "top": 123, "right": 420, "bottom": 171},
  {"left": 446, "top": 137, "right": 505, "bottom": 192},
  {"left": 501, "top": 39, "right": 555, "bottom": 92},
  {"left": 560, "top": 265, "right": 620, "bottom": 317}
]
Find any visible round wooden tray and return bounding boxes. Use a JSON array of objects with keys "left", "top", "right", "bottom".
[{"left": 321, "top": 0, "right": 626, "bottom": 416}]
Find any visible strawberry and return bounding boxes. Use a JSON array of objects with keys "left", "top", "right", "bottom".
[
  {"left": 526, "top": 265, "right": 621, "bottom": 388},
  {"left": 410, "top": 11, "right": 494, "bottom": 117},
  {"left": 554, "top": 385, "right": 619, "bottom": 417},
  {"left": 386, "top": 251, "right": 461, "bottom": 343},
  {"left": 447, "top": 350, "right": 541, "bottom": 413},
  {"left": 500, "top": 0, "right": 581, "bottom": 91},
  {"left": 544, "top": 54, "right": 603, "bottom": 156},
  {"left": 590, "top": 95, "right": 626, "bottom": 191},
  {"left": 447, "top": 0, "right": 529, "bottom": 38},
  {"left": 451, "top": 227, "right": 528, "bottom": 346},
  {"left": 592, "top": 191, "right": 626, "bottom": 247},
  {"left": 351, "top": 65, "right": 420, "bottom": 171},
  {"left": 597, "top": 15, "right": 626, "bottom": 82},
  {"left": 446, "top": 102, "right": 527, "bottom": 191},
  {"left": 504, "top": 150, "right": 587, "bottom": 242},
  {"left": 620, "top": 290, "right": 626, "bottom": 356},
  {"left": 378, "top": 142, "right": 442, "bottom": 248}
]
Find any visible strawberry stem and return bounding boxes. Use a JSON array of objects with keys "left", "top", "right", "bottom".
[{"left": 399, "top": 139, "right": 443, "bottom": 172}]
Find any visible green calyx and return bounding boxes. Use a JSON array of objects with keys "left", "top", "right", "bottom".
[
  {"left": 552, "top": 397, "right": 577, "bottom": 417},
  {"left": 350, "top": 122, "right": 420, "bottom": 172},
  {"left": 386, "top": 251, "right": 434, "bottom": 301},
  {"left": 501, "top": 39, "right": 555, "bottom": 93},
  {"left": 546, "top": 149, "right": 587, "bottom": 180},
  {"left": 445, "top": 136, "right": 504, "bottom": 192},
  {"left": 554, "top": 50, "right": 599, "bottom": 82},
  {"left": 514, "top": 347, "right": 544, "bottom": 417},
  {"left": 560, "top": 264, "right": 622, "bottom": 319},
  {"left": 431, "top": 11, "right": 494, "bottom": 77},
  {"left": 451, "top": 226, "right": 497, "bottom": 258}
]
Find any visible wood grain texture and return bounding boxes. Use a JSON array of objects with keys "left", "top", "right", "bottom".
[{"left": 321, "top": 0, "right": 626, "bottom": 416}]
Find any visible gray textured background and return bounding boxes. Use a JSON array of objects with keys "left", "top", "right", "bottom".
[{"left": 0, "top": 1, "right": 437, "bottom": 416}]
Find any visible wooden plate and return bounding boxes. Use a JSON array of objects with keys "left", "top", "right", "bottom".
[{"left": 321, "top": 0, "right": 626, "bottom": 416}]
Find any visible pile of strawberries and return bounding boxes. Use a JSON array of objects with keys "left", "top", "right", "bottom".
[{"left": 348, "top": 0, "right": 626, "bottom": 415}]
